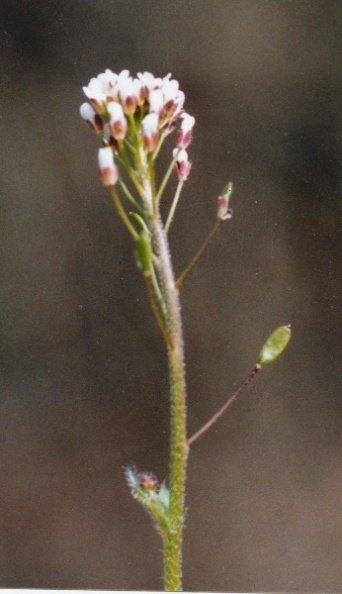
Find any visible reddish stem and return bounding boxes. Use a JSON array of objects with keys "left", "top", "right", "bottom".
[{"left": 187, "top": 364, "right": 261, "bottom": 448}]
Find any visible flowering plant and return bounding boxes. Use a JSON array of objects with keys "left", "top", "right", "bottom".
[{"left": 80, "top": 69, "right": 291, "bottom": 591}]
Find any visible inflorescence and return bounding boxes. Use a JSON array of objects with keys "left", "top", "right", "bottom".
[{"left": 80, "top": 69, "right": 195, "bottom": 195}]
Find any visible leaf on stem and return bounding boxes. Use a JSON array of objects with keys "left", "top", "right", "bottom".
[{"left": 125, "top": 467, "right": 170, "bottom": 537}]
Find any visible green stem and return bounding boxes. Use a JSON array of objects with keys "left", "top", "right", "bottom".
[
  {"left": 144, "top": 178, "right": 188, "bottom": 592},
  {"left": 152, "top": 130, "right": 167, "bottom": 161},
  {"left": 109, "top": 187, "right": 139, "bottom": 240},
  {"left": 118, "top": 178, "right": 145, "bottom": 214},
  {"left": 116, "top": 150, "right": 145, "bottom": 198},
  {"left": 165, "top": 180, "right": 184, "bottom": 234},
  {"left": 175, "top": 220, "right": 222, "bottom": 289},
  {"left": 155, "top": 154, "right": 178, "bottom": 203}
]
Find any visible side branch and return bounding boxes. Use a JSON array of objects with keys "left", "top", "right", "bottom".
[
  {"left": 109, "top": 187, "right": 139, "bottom": 240},
  {"left": 187, "top": 364, "right": 261, "bottom": 448},
  {"left": 175, "top": 220, "right": 223, "bottom": 289}
]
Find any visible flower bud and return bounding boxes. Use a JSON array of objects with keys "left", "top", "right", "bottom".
[
  {"left": 80, "top": 102, "right": 104, "bottom": 133},
  {"left": 98, "top": 146, "right": 118, "bottom": 186},
  {"left": 173, "top": 148, "right": 192, "bottom": 181},
  {"left": 217, "top": 182, "right": 233, "bottom": 221},
  {"left": 139, "top": 472, "right": 158, "bottom": 492},
  {"left": 142, "top": 113, "right": 159, "bottom": 152},
  {"left": 177, "top": 113, "right": 195, "bottom": 149},
  {"left": 257, "top": 325, "right": 291, "bottom": 368},
  {"left": 107, "top": 101, "right": 127, "bottom": 140}
]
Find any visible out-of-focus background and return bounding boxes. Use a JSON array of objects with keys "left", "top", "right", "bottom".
[{"left": 0, "top": 0, "right": 341, "bottom": 591}]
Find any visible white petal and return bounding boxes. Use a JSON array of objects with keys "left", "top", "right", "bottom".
[
  {"left": 98, "top": 146, "right": 115, "bottom": 169},
  {"left": 107, "top": 101, "right": 125, "bottom": 123},
  {"left": 149, "top": 89, "right": 164, "bottom": 114},
  {"left": 181, "top": 113, "right": 195, "bottom": 132},
  {"left": 142, "top": 112, "right": 159, "bottom": 135},
  {"left": 80, "top": 102, "right": 96, "bottom": 122}
]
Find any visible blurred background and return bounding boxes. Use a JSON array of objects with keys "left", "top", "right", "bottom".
[{"left": 0, "top": 0, "right": 341, "bottom": 591}]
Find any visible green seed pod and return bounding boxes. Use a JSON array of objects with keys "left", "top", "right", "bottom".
[
  {"left": 135, "top": 230, "right": 152, "bottom": 275},
  {"left": 257, "top": 325, "right": 291, "bottom": 367}
]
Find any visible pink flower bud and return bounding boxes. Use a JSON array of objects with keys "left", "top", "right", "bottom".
[
  {"left": 80, "top": 102, "right": 103, "bottom": 133},
  {"left": 173, "top": 148, "right": 192, "bottom": 181},
  {"left": 177, "top": 113, "right": 195, "bottom": 149},
  {"left": 142, "top": 113, "right": 159, "bottom": 152},
  {"left": 107, "top": 101, "right": 127, "bottom": 140},
  {"left": 98, "top": 147, "right": 118, "bottom": 186},
  {"left": 117, "top": 71, "right": 136, "bottom": 115}
]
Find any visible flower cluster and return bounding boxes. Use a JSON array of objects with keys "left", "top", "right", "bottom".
[{"left": 80, "top": 70, "right": 195, "bottom": 186}]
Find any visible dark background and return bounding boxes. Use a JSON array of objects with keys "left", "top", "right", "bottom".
[{"left": 0, "top": 0, "right": 341, "bottom": 591}]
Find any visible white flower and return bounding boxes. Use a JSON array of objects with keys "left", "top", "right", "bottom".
[
  {"left": 162, "top": 75, "right": 179, "bottom": 105},
  {"left": 83, "top": 75, "right": 108, "bottom": 113},
  {"left": 133, "top": 78, "right": 145, "bottom": 106},
  {"left": 107, "top": 101, "right": 127, "bottom": 140},
  {"left": 98, "top": 146, "right": 118, "bottom": 186},
  {"left": 173, "top": 148, "right": 192, "bottom": 181},
  {"left": 177, "top": 113, "right": 195, "bottom": 149},
  {"left": 149, "top": 89, "right": 164, "bottom": 115},
  {"left": 180, "top": 113, "right": 195, "bottom": 130},
  {"left": 166, "top": 90, "right": 185, "bottom": 121},
  {"left": 142, "top": 113, "right": 159, "bottom": 152},
  {"left": 117, "top": 71, "right": 136, "bottom": 114},
  {"left": 102, "top": 69, "right": 118, "bottom": 89},
  {"left": 79, "top": 102, "right": 103, "bottom": 133},
  {"left": 137, "top": 71, "right": 162, "bottom": 91}
]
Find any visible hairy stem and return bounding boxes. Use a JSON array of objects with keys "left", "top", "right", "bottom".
[{"left": 144, "top": 177, "right": 188, "bottom": 591}]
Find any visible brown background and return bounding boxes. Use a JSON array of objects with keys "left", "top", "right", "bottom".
[{"left": 0, "top": 0, "right": 341, "bottom": 591}]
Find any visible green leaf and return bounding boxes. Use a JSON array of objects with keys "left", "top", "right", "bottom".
[
  {"left": 257, "top": 325, "right": 291, "bottom": 367},
  {"left": 125, "top": 467, "right": 171, "bottom": 539}
]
